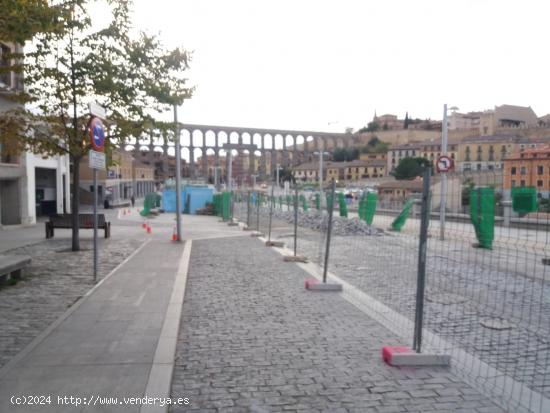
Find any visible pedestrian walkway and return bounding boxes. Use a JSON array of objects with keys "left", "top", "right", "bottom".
[
  {"left": 0, "top": 229, "right": 188, "bottom": 412},
  {"left": 170, "top": 234, "right": 505, "bottom": 413}
]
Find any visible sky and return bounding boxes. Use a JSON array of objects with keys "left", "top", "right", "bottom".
[{"left": 128, "top": 0, "right": 550, "bottom": 134}]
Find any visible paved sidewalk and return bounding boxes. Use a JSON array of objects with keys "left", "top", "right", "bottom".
[
  {"left": 0, "top": 230, "right": 186, "bottom": 412},
  {"left": 170, "top": 234, "right": 505, "bottom": 413}
]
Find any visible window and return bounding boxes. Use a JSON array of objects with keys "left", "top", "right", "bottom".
[
  {"left": 477, "top": 164, "right": 482, "bottom": 171},
  {"left": 538, "top": 166, "right": 544, "bottom": 175},
  {"left": 511, "top": 167, "right": 516, "bottom": 175},
  {"left": 511, "top": 180, "right": 516, "bottom": 187},
  {"left": 520, "top": 167, "right": 526, "bottom": 175},
  {"left": 537, "top": 180, "right": 543, "bottom": 187},
  {"left": 0, "top": 43, "right": 11, "bottom": 86},
  {"left": 520, "top": 180, "right": 526, "bottom": 187}
]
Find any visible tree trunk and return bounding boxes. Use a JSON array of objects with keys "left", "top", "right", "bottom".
[{"left": 71, "top": 155, "right": 80, "bottom": 251}]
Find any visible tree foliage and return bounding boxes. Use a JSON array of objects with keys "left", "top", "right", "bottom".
[
  {"left": 392, "top": 157, "right": 431, "bottom": 180},
  {"left": 360, "top": 136, "right": 389, "bottom": 154},
  {"left": 0, "top": 0, "right": 193, "bottom": 250},
  {"left": 358, "top": 121, "right": 380, "bottom": 133},
  {"left": 332, "top": 147, "right": 359, "bottom": 162},
  {"left": 0, "top": 0, "right": 64, "bottom": 44}
]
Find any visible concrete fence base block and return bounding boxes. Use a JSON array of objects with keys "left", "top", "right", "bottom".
[
  {"left": 242, "top": 226, "right": 254, "bottom": 231},
  {"left": 305, "top": 278, "right": 343, "bottom": 292},
  {"left": 227, "top": 221, "right": 239, "bottom": 227},
  {"left": 382, "top": 346, "right": 450, "bottom": 367},
  {"left": 250, "top": 232, "right": 264, "bottom": 237},
  {"left": 283, "top": 255, "right": 308, "bottom": 263},
  {"left": 265, "top": 241, "right": 285, "bottom": 247}
]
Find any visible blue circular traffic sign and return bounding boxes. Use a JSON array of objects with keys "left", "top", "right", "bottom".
[{"left": 89, "top": 117, "right": 105, "bottom": 151}]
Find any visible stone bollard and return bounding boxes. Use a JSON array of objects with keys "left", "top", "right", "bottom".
[{"left": 502, "top": 200, "right": 512, "bottom": 228}]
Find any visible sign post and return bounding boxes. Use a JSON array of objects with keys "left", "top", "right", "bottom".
[
  {"left": 88, "top": 112, "right": 106, "bottom": 283},
  {"left": 173, "top": 104, "right": 182, "bottom": 242}
]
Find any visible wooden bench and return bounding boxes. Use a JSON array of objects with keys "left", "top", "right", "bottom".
[
  {"left": 45, "top": 214, "right": 111, "bottom": 239},
  {"left": 0, "top": 255, "right": 32, "bottom": 284}
]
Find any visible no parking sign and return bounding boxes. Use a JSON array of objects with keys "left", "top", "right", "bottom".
[{"left": 89, "top": 117, "right": 106, "bottom": 152}]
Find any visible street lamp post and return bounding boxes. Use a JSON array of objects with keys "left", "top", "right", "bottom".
[
  {"left": 440, "top": 103, "right": 457, "bottom": 241},
  {"left": 173, "top": 104, "right": 182, "bottom": 242},
  {"left": 214, "top": 166, "right": 222, "bottom": 191},
  {"left": 313, "top": 151, "right": 329, "bottom": 207},
  {"left": 227, "top": 150, "right": 233, "bottom": 192}
]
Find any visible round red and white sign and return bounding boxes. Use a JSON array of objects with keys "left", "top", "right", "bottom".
[
  {"left": 436, "top": 155, "right": 454, "bottom": 173},
  {"left": 89, "top": 117, "right": 106, "bottom": 152}
]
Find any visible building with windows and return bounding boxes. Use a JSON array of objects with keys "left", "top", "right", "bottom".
[
  {"left": 503, "top": 145, "right": 550, "bottom": 199},
  {"left": 294, "top": 160, "right": 386, "bottom": 183},
  {"left": 344, "top": 160, "right": 386, "bottom": 180},
  {"left": 1, "top": 42, "right": 71, "bottom": 226},
  {"left": 80, "top": 150, "right": 155, "bottom": 206},
  {"left": 457, "top": 135, "right": 542, "bottom": 172},
  {"left": 377, "top": 179, "right": 423, "bottom": 203},
  {"left": 359, "top": 152, "right": 386, "bottom": 162},
  {"left": 387, "top": 143, "right": 421, "bottom": 173},
  {"left": 448, "top": 105, "right": 539, "bottom": 136}
]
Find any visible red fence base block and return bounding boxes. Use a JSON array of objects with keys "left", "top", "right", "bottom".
[
  {"left": 382, "top": 346, "right": 450, "bottom": 367},
  {"left": 305, "top": 278, "right": 318, "bottom": 289},
  {"left": 382, "top": 346, "right": 412, "bottom": 365}
]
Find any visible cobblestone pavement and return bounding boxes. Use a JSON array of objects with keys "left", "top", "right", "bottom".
[
  {"left": 232, "top": 201, "right": 550, "bottom": 410},
  {"left": 0, "top": 234, "right": 144, "bottom": 369},
  {"left": 170, "top": 235, "right": 504, "bottom": 413}
]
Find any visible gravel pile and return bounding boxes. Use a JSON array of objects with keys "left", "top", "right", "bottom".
[{"left": 271, "top": 209, "right": 383, "bottom": 236}]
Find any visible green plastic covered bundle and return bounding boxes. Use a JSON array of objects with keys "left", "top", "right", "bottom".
[
  {"left": 315, "top": 193, "right": 321, "bottom": 210},
  {"left": 300, "top": 195, "right": 308, "bottom": 211},
  {"left": 358, "top": 194, "right": 366, "bottom": 220},
  {"left": 337, "top": 193, "right": 348, "bottom": 217},
  {"left": 222, "top": 191, "right": 231, "bottom": 221},
  {"left": 511, "top": 186, "right": 537, "bottom": 217},
  {"left": 470, "top": 187, "right": 494, "bottom": 249},
  {"left": 364, "top": 192, "right": 377, "bottom": 225},
  {"left": 390, "top": 198, "right": 414, "bottom": 232},
  {"left": 140, "top": 193, "right": 157, "bottom": 216},
  {"left": 213, "top": 194, "right": 222, "bottom": 216}
]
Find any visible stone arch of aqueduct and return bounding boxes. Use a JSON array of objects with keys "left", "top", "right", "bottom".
[{"left": 125, "top": 123, "right": 352, "bottom": 181}]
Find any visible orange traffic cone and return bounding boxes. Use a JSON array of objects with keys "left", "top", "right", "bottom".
[
  {"left": 142, "top": 220, "right": 147, "bottom": 229},
  {"left": 172, "top": 227, "right": 177, "bottom": 241}
]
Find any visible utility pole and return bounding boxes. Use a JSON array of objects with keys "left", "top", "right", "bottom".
[
  {"left": 227, "top": 150, "right": 233, "bottom": 192},
  {"left": 440, "top": 103, "right": 448, "bottom": 241},
  {"left": 174, "top": 104, "right": 182, "bottom": 242}
]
